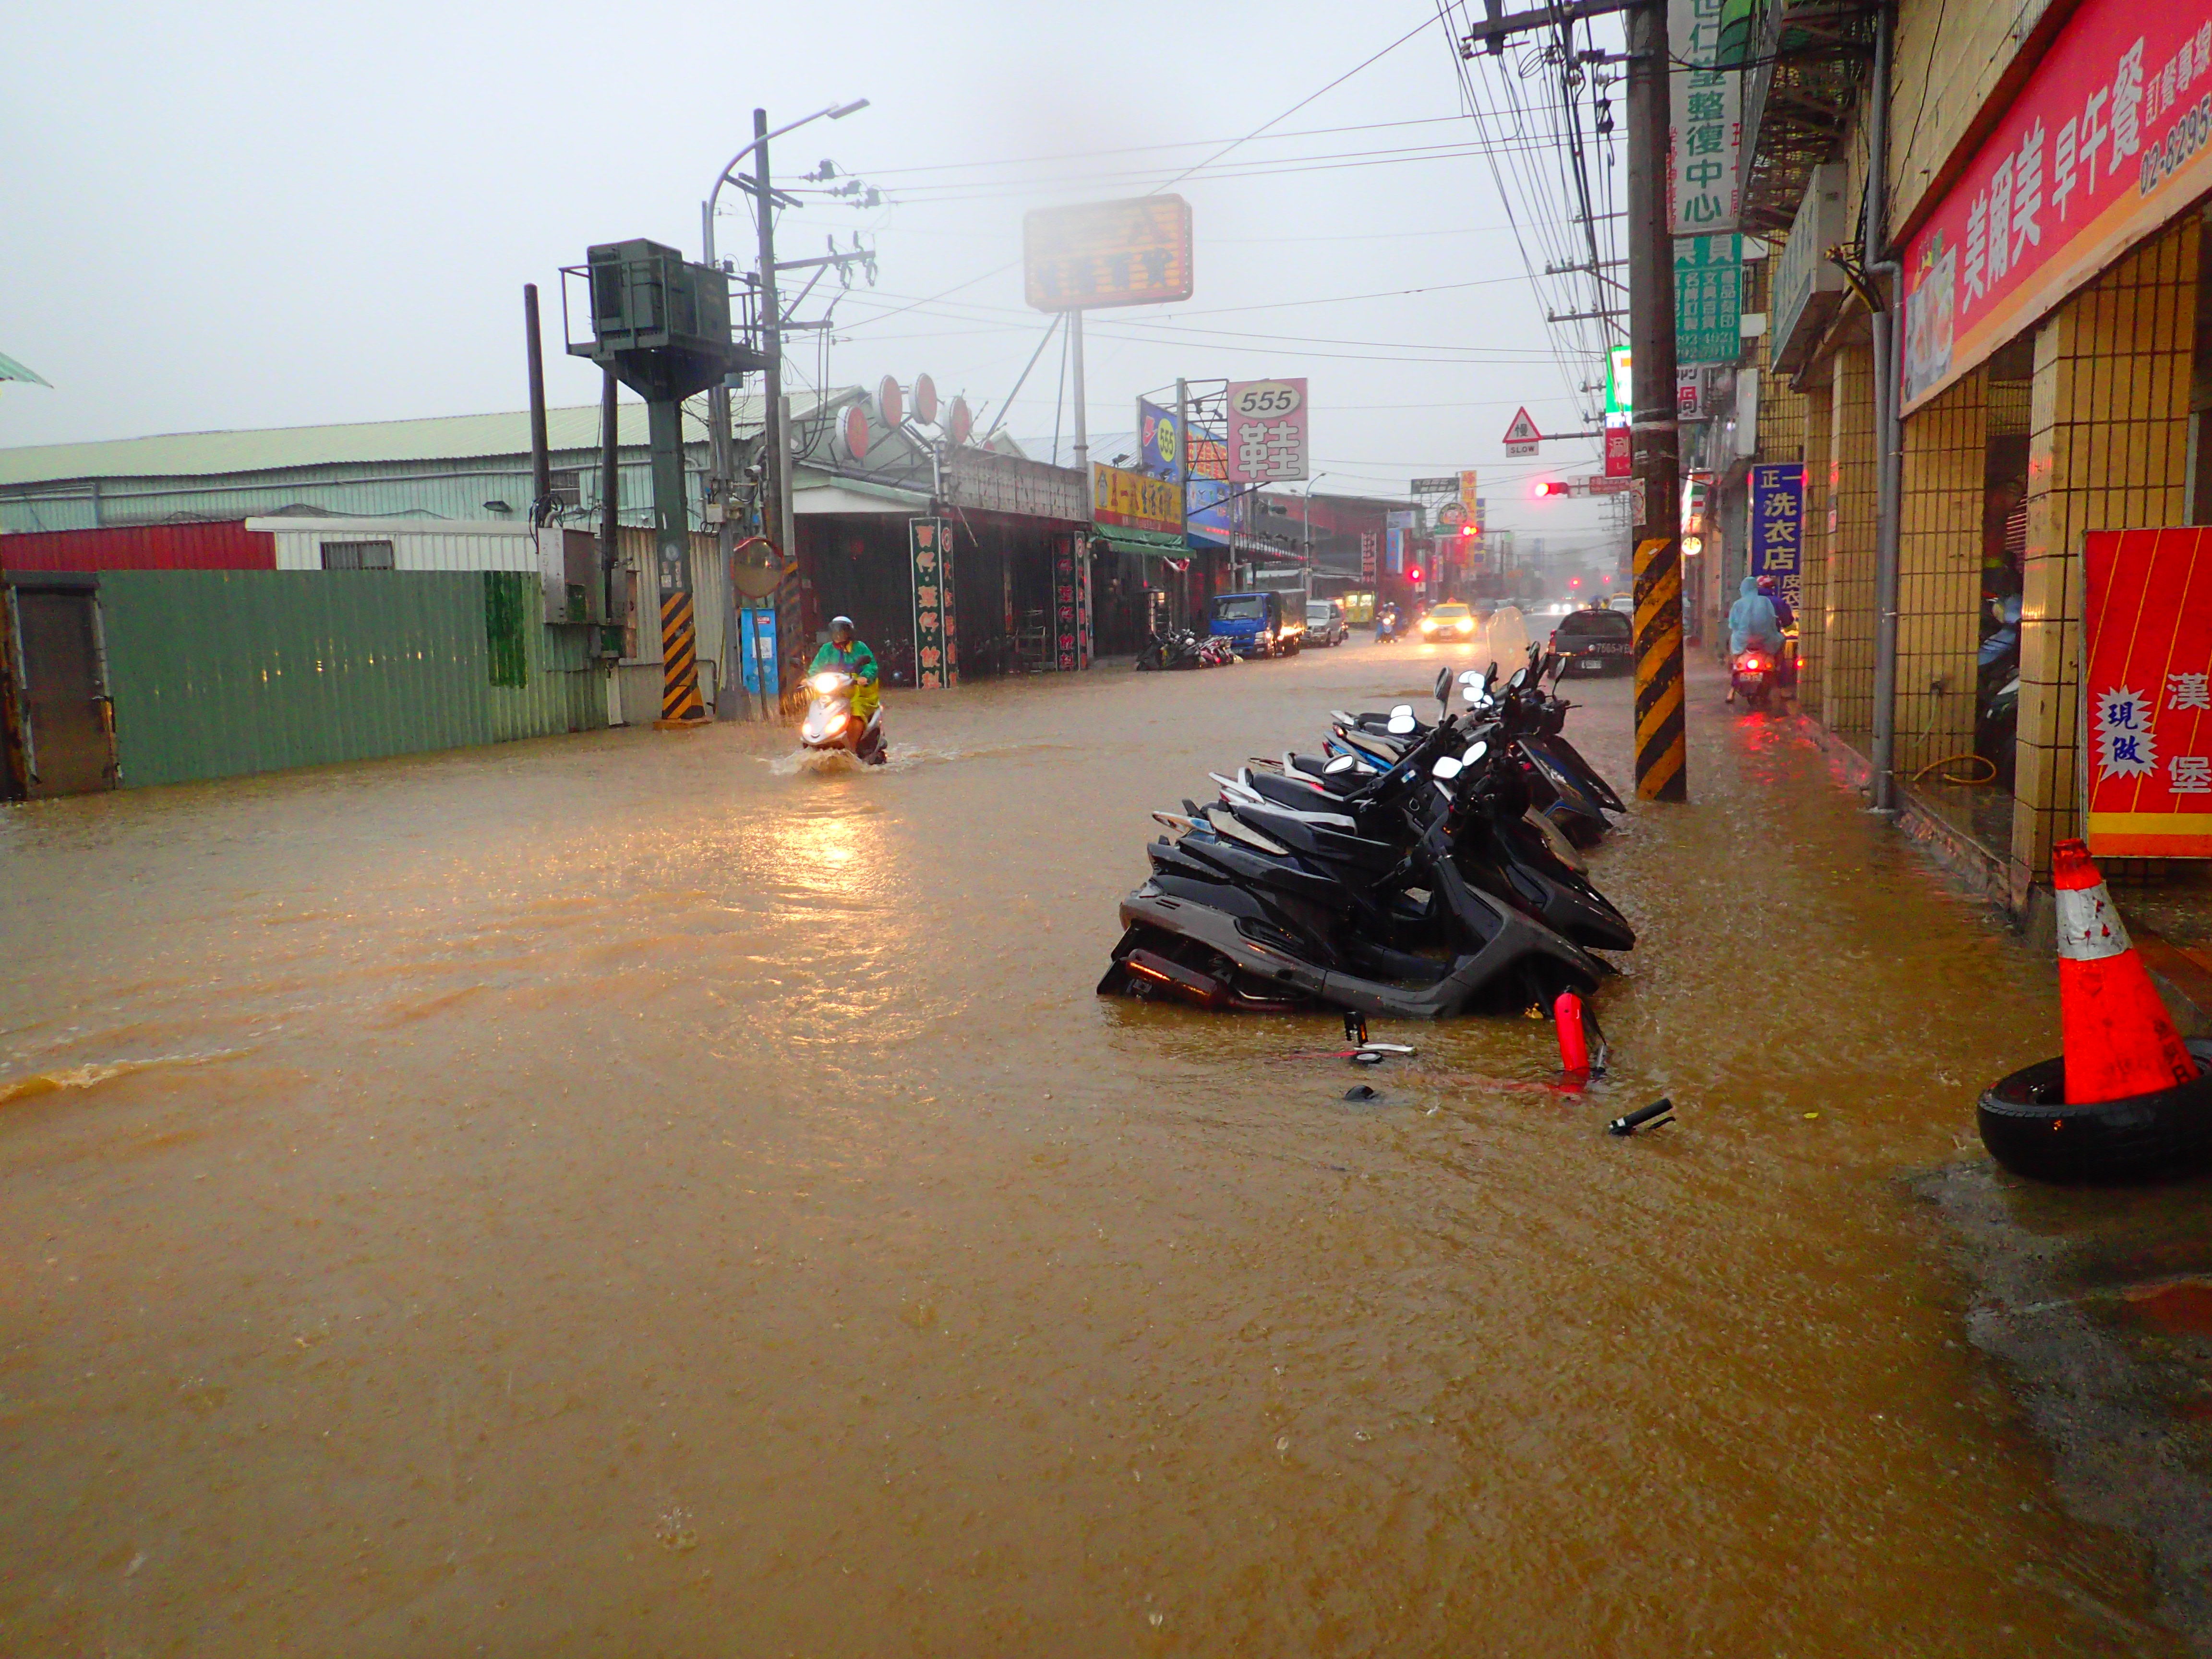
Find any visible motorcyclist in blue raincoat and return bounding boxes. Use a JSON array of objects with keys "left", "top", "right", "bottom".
[{"left": 1728, "top": 576, "right": 1782, "bottom": 656}]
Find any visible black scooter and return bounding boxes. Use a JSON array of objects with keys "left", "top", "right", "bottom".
[{"left": 1099, "top": 673, "right": 1612, "bottom": 1017}]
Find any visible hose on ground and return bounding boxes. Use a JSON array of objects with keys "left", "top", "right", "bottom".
[{"left": 1910, "top": 751, "right": 1999, "bottom": 785}]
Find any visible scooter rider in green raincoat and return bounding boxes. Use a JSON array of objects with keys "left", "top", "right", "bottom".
[{"left": 807, "top": 616, "right": 880, "bottom": 728}]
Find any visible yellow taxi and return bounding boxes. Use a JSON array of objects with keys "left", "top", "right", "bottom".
[{"left": 1419, "top": 601, "right": 1479, "bottom": 642}]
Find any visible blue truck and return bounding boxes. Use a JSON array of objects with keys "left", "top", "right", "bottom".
[{"left": 1207, "top": 590, "right": 1304, "bottom": 659}]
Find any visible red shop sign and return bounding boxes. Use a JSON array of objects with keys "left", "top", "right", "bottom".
[
  {"left": 2084, "top": 527, "right": 2212, "bottom": 857},
  {"left": 1902, "top": 3, "right": 2212, "bottom": 416}
]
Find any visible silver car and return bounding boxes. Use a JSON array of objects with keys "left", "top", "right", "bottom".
[{"left": 1304, "top": 599, "right": 1350, "bottom": 647}]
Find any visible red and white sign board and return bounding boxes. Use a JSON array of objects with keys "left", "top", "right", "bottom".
[
  {"left": 1226, "top": 379, "right": 1309, "bottom": 483},
  {"left": 2085, "top": 526, "right": 2212, "bottom": 856},
  {"left": 1604, "top": 419, "right": 1632, "bottom": 478},
  {"left": 1502, "top": 408, "right": 1543, "bottom": 457},
  {"left": 1902, "top": 4, "right": 2212, "bottom": 415}
]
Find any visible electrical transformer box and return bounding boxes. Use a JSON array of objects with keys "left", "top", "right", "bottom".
[{"left": 584, "top": 240, "right": 729, "bottom": 359}]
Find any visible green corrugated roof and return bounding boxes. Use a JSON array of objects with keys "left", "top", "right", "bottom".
[{"left": 0, "top": 389, "right": 859, "bottom": 487}]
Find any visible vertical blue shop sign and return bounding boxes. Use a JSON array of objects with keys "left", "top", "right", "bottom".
[{"left": 1749, "top": 463, "right": 1805, "bottom": 613}]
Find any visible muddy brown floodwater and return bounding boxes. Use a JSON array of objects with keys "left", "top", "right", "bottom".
[{"left": 0, "top": 640, "right": 2192, "bottom": 1654}]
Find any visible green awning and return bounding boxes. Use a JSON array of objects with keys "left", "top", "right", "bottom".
[{"left": 1092, "top": 527, "right": 1189, "bottom": 560}]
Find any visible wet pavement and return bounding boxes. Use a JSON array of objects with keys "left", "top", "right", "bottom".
[{"left": 2, "top": 637, "right": 2208, "bottom": 1654}]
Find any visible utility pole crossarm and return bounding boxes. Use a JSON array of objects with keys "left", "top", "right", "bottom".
[{"left": 1460, "top": 0, "right": 1640, "bottom": 53}]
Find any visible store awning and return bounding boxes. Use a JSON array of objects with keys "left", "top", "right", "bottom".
[{"left": 1092, "top": 527, "right": 1189, "bottom": 561}]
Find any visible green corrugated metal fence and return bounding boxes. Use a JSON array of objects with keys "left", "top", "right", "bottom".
[{"left": 97, "top": 571, "right": 604, "bottom": 788}]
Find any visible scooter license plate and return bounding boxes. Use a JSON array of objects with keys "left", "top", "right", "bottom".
[{"left": 1577, "top": 657, "right": 1605, "bottom": 673}]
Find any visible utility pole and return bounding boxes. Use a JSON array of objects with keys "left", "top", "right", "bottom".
[
  {"left": 1623, "top": 0, "right": 1686, "bottom": 802},
  {"left": 700, "top": 197, "right": 739, "bottom": 721},
  {"left": 1070, "top": 308, "right": 1089, "bottom": 519},
  {"left": 523, "top": 284, "right": 552, "bottom": 525},
  {"left": 753, "top": 108, "right": 792, "bottom": 709},
  {"left": 1459, "top": 0, "right": 1684, "bottom": 801}
]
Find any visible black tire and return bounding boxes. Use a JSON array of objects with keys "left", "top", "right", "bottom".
[{"left": 1977, "top": 1039, "right": 2212, "bottom": 1183}]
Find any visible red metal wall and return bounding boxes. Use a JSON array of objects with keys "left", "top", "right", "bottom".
[{"left": 0, "top": 522, "right": 276, "bottom": 572}]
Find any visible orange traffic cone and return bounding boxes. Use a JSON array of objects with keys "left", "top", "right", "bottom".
[{"left": 2053, "top": 838, "right": 2199, "bottom": 1103}]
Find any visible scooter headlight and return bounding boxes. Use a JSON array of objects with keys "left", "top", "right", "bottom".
[{"left": 809, "top": 671, "right": 847, "bottom": 694}]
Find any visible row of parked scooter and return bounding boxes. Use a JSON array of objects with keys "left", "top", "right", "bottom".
[
  {"left": 1097, "top": 646, "right": 1635, "bottom": 1020},
  {"left": 1136, "top": 628, "right": 1239, "bottom": 671}
]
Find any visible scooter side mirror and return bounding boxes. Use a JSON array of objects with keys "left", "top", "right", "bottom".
[
  {"left": 1386, "top": 704, "right": 1417, "bottom": 736},
  {"left": 1509, "top": 667, "right": 1528, "bottom": 690},
  {"left": 1466, "top": 740, "right": 1489, "bottom": 763},
  {"left": 1431, "top": 755, "right": 1464, "bottom": 780},
  {"left": 1324, "top": 754, "right": 1357, "bottom": 774},
  {"left": 1434, "top": 666, "right": 1453, "bottom": 706}
]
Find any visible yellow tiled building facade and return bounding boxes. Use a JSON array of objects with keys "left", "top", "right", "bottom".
[{"left": 1763, "top": 0, "right": 2209, "bottom": 912}]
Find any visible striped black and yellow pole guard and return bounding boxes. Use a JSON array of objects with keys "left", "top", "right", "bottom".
[
  {"left": 655, "top": 588, "right": 706, "bottom": 727},
  {"left": 1632, "top": 534, "right": 1687, "bottom": 802}
]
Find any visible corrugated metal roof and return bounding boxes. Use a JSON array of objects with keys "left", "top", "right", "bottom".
[{"left": 0, "top": 389, "right": 861, "bottom": 487}]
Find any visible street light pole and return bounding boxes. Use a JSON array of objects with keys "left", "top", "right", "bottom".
[
  {"left": 1302, "top": 472, "right": 1330, "bottom": 607},
  {"left": 699, "top": 97, "right": 867, "bottom": 719}
]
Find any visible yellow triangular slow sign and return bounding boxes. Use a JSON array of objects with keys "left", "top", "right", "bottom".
[{"left": 1502, "top": 407, "right": 1543, "bottom": 445}]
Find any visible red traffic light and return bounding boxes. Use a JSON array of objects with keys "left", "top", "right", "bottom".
[
  {"left": 1457, "top": 523, "right": 1477, "bottom": 536},
  {"left": 1407, "top": 566, "right": 1424, "bottom": 583},
  {"left": 1531, "top": 480, "right": 1571, "bottom": 499},
  {"left": 1569, "top": 577, "right": 1582, "bottom": 589}
]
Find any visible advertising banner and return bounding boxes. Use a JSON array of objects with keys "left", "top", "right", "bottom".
[
  {"left": 1669, "top": 0, "right": 1742, "bottom": 233},
  {"left": 1226, "top": 379, "right": 1310, "bottom": 483},
  {"left": 1360, "top": 530, "right": 1378, "bottom": 581},
  {"left": 1092, "top": 463, "right": 1184, "bottom": 537},
  {"left": 1903, "top": 6, "right": 2212, "bottom": 414},
  {"left": 1137, "top": 399, "right": 1181, "bottom": 477},
  {"left": 2084, "top": 527, "right": 2212, "bottom": 856},
  {"left": 1187, "top": 478, "right": 1243, "bottom": 541},
  {"left": 1604, "top": 418, "right": 1632, "bottom": 478},
  {"left": 909, "top": 518, "right": 956, "bottom": 689},
  {"left": 1024, "top": 196, "right": 1194, "bottom": 311},
  {"left": 1674, "top": 234, "right": 1743, "bottom": 363},
  {"left": 1748, "top": 463, "right": 1806, "bottom": 613},
  {"left": 1458, "top": 469, "right": 1480, "bottom": 524}
]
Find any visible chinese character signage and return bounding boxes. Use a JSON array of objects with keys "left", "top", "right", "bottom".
[
  {"left": 1138, "top": 399, "right": 1181, "bottom": 477},
  {"left": 1604, "top": 418, "right": 1632, "bottom": 478},
  {"left": 1386, "top": 508, "right": 1418, "bottom": 575},
  {"left": 1024, "top": 196, "right": 1194, "bottom": 311},
  {"left": 1092, "top": 463, "right": 1185, "bottom": 537},
  {"left": 1052, "top": 531, "right": 1090, "bottom": 673},
  {"left": 1674, "top": 234, "right": 1743, "bottom": 363},
  {"left": 1360, "top": 530, "right": 1378, "bottom": 581},
  {"left": 1904, "top": 4, "right": 2212, "bottom": 414},
  {"left": 1226, "top": 379, "right": 1309, "bottom": 483},
  {"left": 1669, "top": 0, "right": 1741, "bottom": 233},
  {"left": 1605, "top": 345, "right": 1633, "bottom": 414},
  {"left": 1749, "top": 463, "right": 1805, "bottom": 614},
  {"left": 1458, "top": 470, "right": 1480, "bottom": 527},
  {"left": 2085, "top": 527, "right": 2212, "bottom": 855},
  {"left": 909, "top": 518, "right": 956, "bottom": 689}
]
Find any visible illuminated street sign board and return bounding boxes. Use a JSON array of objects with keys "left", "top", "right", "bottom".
[{"left": 1024, "top": 197, "right": 1194, "bottom": 312}]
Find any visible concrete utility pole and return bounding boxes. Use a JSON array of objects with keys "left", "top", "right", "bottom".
[
  {"left": 1624, "top": 0, "right": 1686, "bottom": 802},
  {"left": 699, "top": 97, "right": 868, "bottom": 717},
  {"left": 1458, "top": 0, "right": 1684, "bottom": 801},
  {"left": 1070, "top": 308, "right": 1089, "bottom": 520},
  {"left": 523, "top": 284, "right": 553, "bottom": 525}
]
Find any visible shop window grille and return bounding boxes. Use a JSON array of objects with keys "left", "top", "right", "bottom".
[{"left": 321, "top": 540, "right": 395, "bottom": 570}]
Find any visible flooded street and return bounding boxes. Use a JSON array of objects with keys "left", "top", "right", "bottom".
[{"left": 0, "top": 641, "right": 2189, "bottom": 1654}]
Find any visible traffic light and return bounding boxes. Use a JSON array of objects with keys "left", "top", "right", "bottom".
[
  {"left": 1407, "top": 565, "right": 1424, "bottom": 583},
  {"left": 1531, "top": 480, "right": 1571, "bottom": 499}
]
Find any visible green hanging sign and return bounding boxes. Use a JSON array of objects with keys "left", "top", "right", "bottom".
[{"left": 1674, "top": 234, "right": 1743, "bottom": 366}]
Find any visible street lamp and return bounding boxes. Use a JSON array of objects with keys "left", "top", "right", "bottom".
[
  {"left": 1301, "top": 473, "right": 1330, "bottom": 606},
  {"left": 697, "top": 98, "right": 868, "bottom": 720}
]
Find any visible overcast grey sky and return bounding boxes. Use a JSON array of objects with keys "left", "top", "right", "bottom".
[{"left": 2, "top": 0, "right": 1626, "bottom": 549}]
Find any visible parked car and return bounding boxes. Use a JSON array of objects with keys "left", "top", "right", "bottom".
[
  {"left": 1304, "top": 599, "right": 1350, "bottom": 647},
  {"left": 1207, "top": 590, "right": 1304, "bottom": 658},
  {"left": 1550, "top": 603, "right": 1635, "bottom": 676}
]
